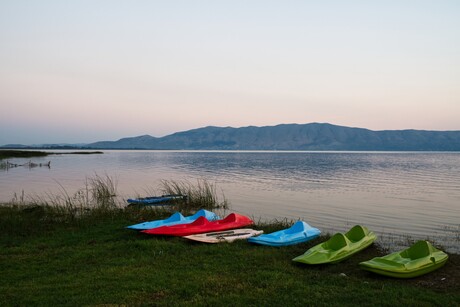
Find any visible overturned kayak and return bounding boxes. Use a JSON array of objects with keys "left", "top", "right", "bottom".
[
  {"left": 359, "top": 240, "right": 448, "bottom": 278},
  {"left": 247, "top": 221, "right": 320, "bottom": 247},
  {"left": 141, "top": 213, "right": 254, "bottom": 236},
  {"left": 127, "top": 194, "right": 187, "bottom": 206},
  {"left": 293, "top": 225, "right": 376, "bottom": 264},
  {"left": 184, "top": 229, "right": 263, "bottom": 243},
  {"left": 126, "top": 209, "right": 219, "bottom": 230}
]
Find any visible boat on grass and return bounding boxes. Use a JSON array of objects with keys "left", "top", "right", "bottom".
[
  {"left": 359, "top": 240, "right": 448, "bottom": 278},
  {"left": 184, "top": 229, "right": 263, "bottom": 243},
  {"left": 247, "top": 221, "right": 320, "bottom": 247},
  {"left": 141, "top": 213, "right": 254, "bottom": 236},
  {"left": 127, "top": 194, "right": 187, "bottom": 206},
  {"left": 292, "top": 225, "right": 376, "bottom": 264},
  {"left": 126, "top": 209, "right": 219, "bottom": 230}
]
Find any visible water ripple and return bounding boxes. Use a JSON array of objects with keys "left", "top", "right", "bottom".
[{"left": 1, "top": 151, "right": 459, "bottom": 252}]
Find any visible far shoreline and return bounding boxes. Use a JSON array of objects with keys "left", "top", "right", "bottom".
[{"left": 0, "top": 149, "right": 103, "bottom": 160}]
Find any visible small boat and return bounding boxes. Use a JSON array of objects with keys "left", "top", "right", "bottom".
[
  {"left": 247, "top": 221, "right": 321, "bottom": 247},
  {"left": 127, "top": 194, "right": 187, "bottom": 206},
  {"left": 126, "top": 209, "right": 219, "bottom": 230},
  {"left": 359, "top": 240, "right": 448, "bottom": 278},
  {"left": 141, "top": 213, "right": 254, "bottom": 236},
  {"left": 184, "top": 229, "right": 263, "bottom": 243},
  {"left": 292, "top": 225, "right": 376, "bottom": 264}
]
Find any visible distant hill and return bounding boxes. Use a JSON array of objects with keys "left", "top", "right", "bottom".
[{"left": 86, "top": 123, "right": 460, "bottom": 151}]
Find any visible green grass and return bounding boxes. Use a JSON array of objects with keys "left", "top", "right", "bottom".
[
  {"left": 0, "top": 205, "right": 458, "bottom": 306},
  {"left": 1, "top": 175, "right": 458, "bottom": 305}
]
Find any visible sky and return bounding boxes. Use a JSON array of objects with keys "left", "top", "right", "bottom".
[{"left": 1, "top": 1, "right": 459, "bottom": 145}]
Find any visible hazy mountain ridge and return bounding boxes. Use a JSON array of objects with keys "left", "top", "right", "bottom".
[{"left": 86, "top": 123, "right": 460, "bottom": 151}]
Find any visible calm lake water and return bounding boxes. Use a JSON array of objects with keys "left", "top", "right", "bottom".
[{"left": 1, "top": 150, "right": 460, "bottom": 252}]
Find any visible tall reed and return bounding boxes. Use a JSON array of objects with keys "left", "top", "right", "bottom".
[
  {"left": 5, "top": 174, "right": 120, "bottom": 224},
  {"left": 87, "top": 174, "right": 118, "bottom": 210},
  {"left": 2, "top": 176, "right": 228, "bottom": 230},
  {"left": 160, "top": 179, "right": 229, "bottom": 211}
]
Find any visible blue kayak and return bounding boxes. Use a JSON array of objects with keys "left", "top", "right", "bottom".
[
  {"left": 126, "top": 209, "right": 219, "bottom": 230},
  {"left": 127, "top": 194, "right": 187, "bottom": 206},
  {"left": 247, "top": 221, "right": 321, "bottom": 247}
]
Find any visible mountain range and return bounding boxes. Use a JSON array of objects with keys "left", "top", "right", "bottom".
[
  {"left": 2, "top": 123, "right": 460, "bottom": 151},
  {"left": 84, "top": 123, "right": 460, "bottom": 151}
]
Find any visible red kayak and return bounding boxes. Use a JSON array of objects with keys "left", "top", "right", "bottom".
[{"left": 141, "top": 213, "right": 253, "bottom": 236}]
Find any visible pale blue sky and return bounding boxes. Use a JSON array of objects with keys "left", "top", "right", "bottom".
[{"left": 1, "top": 1, "right": 459, "bottom": 144}]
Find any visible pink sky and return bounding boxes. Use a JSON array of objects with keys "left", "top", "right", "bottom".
[{"left": 1, "top": 1, "right": 459, "bottom": 144}]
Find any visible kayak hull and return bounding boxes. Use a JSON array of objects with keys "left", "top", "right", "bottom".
[
  {"left": 126, "top": 209, "right": 219, "bottom": 230},
  {"left": 184, "top": 229, "right": 263, "bottom": 243},
  {"left": 247, "top": 221, "right": 320, "bottom": 247},
  {"left": 359, "top": 240, "right": 448, "bottom": 278},
  {"left": 293, "top": 225, "right": 376, "bottom": 264},
  {"left": 127, "top": 194, "right": 187, "bottom": 205},
  {"left": 141, "top": 213, "right": 254, "bottom": 236}
]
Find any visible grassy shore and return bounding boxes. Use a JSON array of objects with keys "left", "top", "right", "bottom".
[
  {"left": 0, "top": 204, "right": 458, "bottom": 306},
  {"left": 0, "top": 174, "right": 458, "bottom": 305}
]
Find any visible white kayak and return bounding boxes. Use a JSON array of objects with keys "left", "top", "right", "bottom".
[{"left": 183, "top": 229, "right": 263, "bottom": 243}]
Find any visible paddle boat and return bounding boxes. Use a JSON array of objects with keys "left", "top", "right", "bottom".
[
  {"left": 141, "top": 213, "right": 254, "bottom": 236},
  {"left": 184, "top": 229, "right": 263, "bottom": 243},
  {"left": 247, "top": 221, "right": 320, "bottom": 247},
  {"left": 359, "top": 240, "right": 448, "bottom": 278},
  {"left": 292, "top": 225, "right": 376, "bottom": 264},
  {"left": 126, "top": 209, "right": 219, "bottom": 230},
  {"left": 127, "top": 194, "right": 187, "bottom": 206}
]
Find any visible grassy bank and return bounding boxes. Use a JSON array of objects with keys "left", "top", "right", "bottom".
[
  {"left": 0, "top": 204, "right": 458, "bottom": 306},
  {"left": 0, "top": 175, "right": 458, "bottom": 305}
]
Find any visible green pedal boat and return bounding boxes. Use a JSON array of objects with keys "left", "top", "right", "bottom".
[
  {"left": 359, "top": 240, "right": 448, "bottom": 278},
  {"left": 293, "top": 225, "right": 376, "bottom": 264}
]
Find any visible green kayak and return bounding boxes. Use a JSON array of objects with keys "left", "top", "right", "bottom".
[
  {"left": 359, "top": 240, "right": 448, "bottom": 278},
  {"left": 293, "top": 225, "right": 376, "bottom": 264}
]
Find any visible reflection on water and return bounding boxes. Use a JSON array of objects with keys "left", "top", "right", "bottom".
[{"left": 1, "top": 150, "right": 460, "bottom": 252}]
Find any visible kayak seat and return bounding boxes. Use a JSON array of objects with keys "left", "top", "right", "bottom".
[
  {"left": 345, "top": 225, "right": 366, "bottom": 243},
  {"left": 219, "top": 213, "right": 237, "bottom": 224},
  {"left": 190, "top": 210, "right": 204, "bottom": 219},
  {"left": 168, "top": 212, "right": 185, "bottom": 222},
  {"left": 285, "top": 221, "right": 306, "bottom": 234},
  {"left": 401, "top": 241, "right": 431, "bottom": 260},
  {"left": 190, "top": 216, "right": 209, "bottom": 226},
  {"left": 326, "top": 233, "right": 348, "bottom": 251}
]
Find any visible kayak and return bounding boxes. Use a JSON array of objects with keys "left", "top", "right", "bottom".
[
  {"left": 359, "top": 240, "right": 448, "bottom": 278},
  {"left": 184, "top": 229, "right": 263, "bottom": 243},
  {"left": 127, "top": 194, "right": 187, "bottom": 205},
  {"left": 247, "top": 221, "right": 321, "bottom": 247},
  {"left": 126, "top": 209, "right": 219, "bottom": 230},
  {"left": 292, "top": 225, "right": 376, "bottom": 264},
  {"left": 141, "top": 213, "right": 254, "bottom": 236}
]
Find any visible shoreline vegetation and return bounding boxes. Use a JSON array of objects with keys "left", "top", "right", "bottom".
[
  {"left": 0, "top": 149, "right": 103, "bottom": 160},
  {"left": 0, "top": 150, "right": 103, "bottom": 170},
  {"left": 0, "top": 176, "right": 459, "bottom": 305}
]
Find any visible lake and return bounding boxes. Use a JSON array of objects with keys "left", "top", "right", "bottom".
[{"left": 1, "top": 150, "right": 459, "bottom": 252}]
